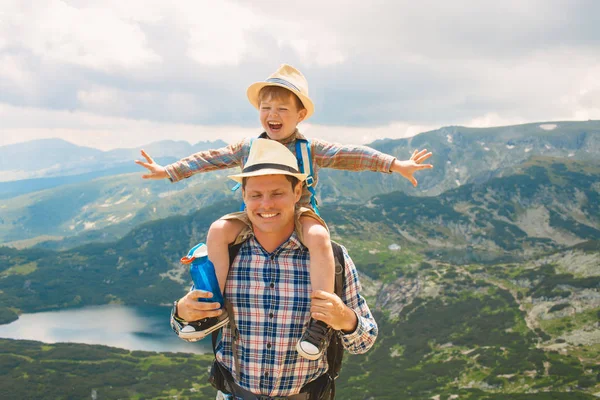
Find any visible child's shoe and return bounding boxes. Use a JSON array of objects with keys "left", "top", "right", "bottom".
[
  {"left": 179, "top": 311, "right": 230, "bottom": 341},
  {"left": 296, "top": 318, "right": 333, "bottom": 360}
]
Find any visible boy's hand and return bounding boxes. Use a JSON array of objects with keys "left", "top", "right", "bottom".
[
  {"left": 135, "top": 149, "right": 169, "bottom": 179},
  {"left": 390, "top": 148, "right": 433, "bottom": 187}
]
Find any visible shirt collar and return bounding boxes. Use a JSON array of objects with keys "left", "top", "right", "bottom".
[
  {"left": 258, "top": 129, "right": 306, "bottom": 145},
  {"left": 248, "top": 231, "right": 305, "bottom": 258}
]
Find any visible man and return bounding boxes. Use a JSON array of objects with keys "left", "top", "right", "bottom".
[{"left": 171, "top": 139, "right": 378, "bottom": 399}]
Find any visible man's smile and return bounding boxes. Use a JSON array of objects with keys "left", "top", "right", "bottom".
[{"left": 258, "top": 212, "right": 280, "bottom": 219}]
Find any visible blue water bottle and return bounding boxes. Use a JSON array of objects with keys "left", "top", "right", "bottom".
[{"left": 180, "top": 243, "right": 224, "bottom": 307}]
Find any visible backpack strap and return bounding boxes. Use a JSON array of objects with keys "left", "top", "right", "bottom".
[
  {"left": 211, "top": 241, "right": 246, "bottom": 374},
  {"left": 295, "top": 138, "right": 320, "bottom": 216},
  {"left": 327, "top": 241, "right": 346, "bottom": 395},
  {"left": 210, "top": 301, "right": 240, "bottom": 373},
  {"left": 331, "top": 241, "right": 345, "bottom": 300}
]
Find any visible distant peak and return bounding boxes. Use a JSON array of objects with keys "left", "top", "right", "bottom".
[{"left": 0, "top": 138, "right": 100, "bottom": 152}]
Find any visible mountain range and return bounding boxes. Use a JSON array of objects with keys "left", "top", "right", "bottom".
[
  {"left": 1, "top": 120, "right": 599, "bottom": 250},
  {"left": 0, "top": 120, "right": 599, "bottom": 398},
  {"left": 1, "top": 156, "right": 597, "bottom": 314},
  {"left": 0, "top": 138, "right": 227, "bottom": 185}
]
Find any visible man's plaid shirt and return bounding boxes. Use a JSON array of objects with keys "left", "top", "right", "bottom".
[
  {"left": 172, "top": 234, "right": 378, "bottom": 397},
  {"left": 164, "top": 130, "right": 396, "bottom": 206}
]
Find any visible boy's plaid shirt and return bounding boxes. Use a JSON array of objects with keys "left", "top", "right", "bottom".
[
  {"left": 172, "top": 234, "right": 378, "bottom": 397},
  {"left": 164, "top": 130, "right": 396, "bottom": 206}
]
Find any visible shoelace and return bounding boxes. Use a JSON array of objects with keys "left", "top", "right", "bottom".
[
  {"left": 305, "top": 320, "right": 330, "bottom": 344},
  {"left": 191, "top": 317, "right": 214, "bottom": 328}
]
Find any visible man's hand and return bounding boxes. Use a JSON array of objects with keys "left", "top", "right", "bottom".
[
  {"left": 310, "top": 290, "right": 358, "bottom": 333},
  {"left": 135, "top": 149, "right": 169, "bottom": 180},
  {"left": 176, "top": 290, "right": 223, "bottom": 322},
  {"left": 390, "top": 148, "right": 433, "bottom": 187}
]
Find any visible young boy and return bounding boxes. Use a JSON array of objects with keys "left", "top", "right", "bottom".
[{"left": 136, "top": 64, "right": 433, "bottom": 360}]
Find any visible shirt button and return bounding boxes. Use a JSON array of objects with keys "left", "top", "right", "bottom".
[
  {"left": 269, "top": 312, "right": 274, "bottom": 318},
  {"left": 269, "top": 282, "right": 274, "bottom": 288},
  {"left": 264, "top": 372, "right": 269, "bottom": 377},
  {"left": 270, "top": 254, "right": 275, "bottom": 260},
  {"left": 267, "top": 343, "right": 271, "bottom": 348}
]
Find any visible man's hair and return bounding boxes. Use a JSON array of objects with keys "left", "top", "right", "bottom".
[
  {"left": 242, "top": 175, "right": 301, "bottom": 190},
  {"left": 258, "top": 86, "right": 305, "bottom": 111}
]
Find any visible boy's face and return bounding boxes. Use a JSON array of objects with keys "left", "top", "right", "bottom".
[{"left": 259, "top": 93, "right": 307, "bottom": 141}]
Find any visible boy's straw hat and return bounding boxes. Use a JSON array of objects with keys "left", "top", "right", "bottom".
[
  {"left": 228, "top": 138, "right": 308, "bottom": 183},
  {"left": 247, "top": 64, "right": 315, "bottom": 119}
]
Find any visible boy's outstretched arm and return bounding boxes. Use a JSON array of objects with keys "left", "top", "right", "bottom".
[
  {"left": 312, "top": 138, "right": 433, "bottom": 188},
  {"left": 135, "top": 149, "right": 169, "bottom": 180},
  {"left": 137, "top": 140, "right": 246, "bottom": 183},
  {"left": 390, "top": 148, "right": 433, "bottom": 187}
]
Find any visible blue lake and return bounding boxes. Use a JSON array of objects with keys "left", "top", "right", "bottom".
[{"left": 0, "top": 304, "right": 210, "bottom": 354}]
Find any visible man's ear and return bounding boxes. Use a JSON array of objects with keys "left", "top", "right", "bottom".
[{"left": 294, "top": 182, "right": 302, "bottom": 202}]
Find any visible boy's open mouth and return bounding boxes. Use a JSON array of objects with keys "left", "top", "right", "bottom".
[{"left": 268, "top": 122, "right": 283, "bottom": 132}]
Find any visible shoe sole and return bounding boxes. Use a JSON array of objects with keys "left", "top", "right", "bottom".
[
  {"left": 179, "top": 317, "right": 230, "bottom": 341},
  {"left": 296, "top": 340, "right": 323, "bottom": 360}
]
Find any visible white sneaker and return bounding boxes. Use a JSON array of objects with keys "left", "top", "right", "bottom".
[{"left": 296, "top": 318, "right": 333, "bottom": 360}]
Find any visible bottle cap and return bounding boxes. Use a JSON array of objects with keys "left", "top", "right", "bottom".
[
  {"left": 181, "top": 243, "right": 208, "bottom": 264},
  {"left": 191, "top": 243, "right": 208, "bottom": 259}
]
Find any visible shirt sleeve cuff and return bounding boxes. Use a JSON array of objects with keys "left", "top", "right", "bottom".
[
  {"left": 341, "top": 310, "right": 365, "bottom": 342},
  {"left": 164, "top": 164, "right": 181, "bottom": 182},
  {"left": 381, "top": 155, "right": 396, "bottom": 174}
]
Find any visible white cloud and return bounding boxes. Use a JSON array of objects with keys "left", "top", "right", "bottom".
[
  {"left": 2, "top": 0, "right": 160, "bottom": 72},
  {"left": 77, "top": 86, "right": 132, "bottom": 115},
  {"left": 278, "top": 38, "right": 346, "bottom": 67},
  {"left": 179, "top": 1, "right": 261, "bottom": 66},
  {"left": 0, "top": 102, "right": 437, "bottom": 150},
  {"left": 74, "top": 84, "right": 217, "bottom": 122},
  {"left": 0, "top": 102, "right": 258, "bottom": 150},
  {"left": 1, "top": 0, "right": 600, "bottom": 141},
  {"left": 466, "top": 113, "right": 526, "bottom": 129},
  {"left": 2, "top": 95, "right": 598, "bottom": 152},
  {"left": 572, "top": 108, "right": 600, "bottom": 121},
  {"left": 0, "top": 54, "right": 37, "bottom": 96},
  {"left": 564, "top": 66, "right": 600, "bottom": 120},
  {"left": 302, "top": 122, "right": 439, "bottom": 145}
]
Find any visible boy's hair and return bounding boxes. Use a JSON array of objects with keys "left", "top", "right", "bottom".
[
  {"left": 258, "top": 86, "right": 305, "bottom": 111},
  {"left": 242, "top": 175, "right": 301, "bottom": 191}
]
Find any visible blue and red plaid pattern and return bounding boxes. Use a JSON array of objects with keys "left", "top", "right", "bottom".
[
  {"left": 164, "top": 130, "right": 396, "bottom": 207},
  {"left": 207, "top": 233, "right": 378, "bottom": 397}
]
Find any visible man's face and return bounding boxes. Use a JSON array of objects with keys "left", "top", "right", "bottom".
[
  {"left": 259, "top": 93, "right": 307, "bottom": 141},
  {"left": 243, "top": 174, "right": 302, "bottom": 236}
]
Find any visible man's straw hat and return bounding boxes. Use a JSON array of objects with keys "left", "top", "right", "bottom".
[
  {"left": 228, "top": 139, "right": 308, "bottom": 183},
  {"left": 247, "top": 64, "right": 315, "bottom": 119}
]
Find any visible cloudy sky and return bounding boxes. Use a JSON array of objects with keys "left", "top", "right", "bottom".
[{"left": 1, "top": 0, "right": 599, "bottom": 150}]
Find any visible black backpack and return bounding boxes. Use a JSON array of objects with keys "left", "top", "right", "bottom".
[{"left": 209, "top": 240, "right": 346, "bottom": 399}]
